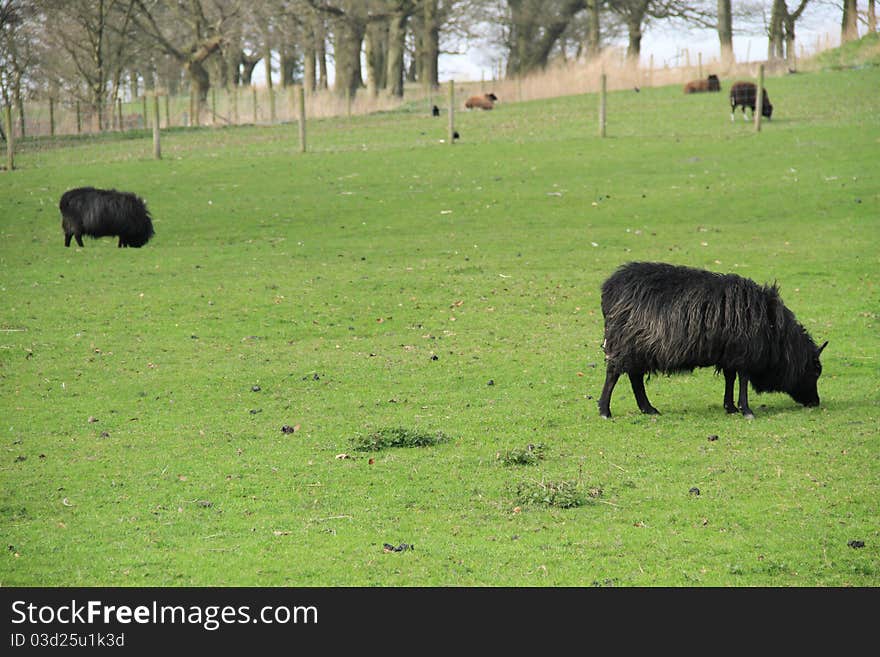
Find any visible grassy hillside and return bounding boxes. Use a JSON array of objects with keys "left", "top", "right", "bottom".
[
  {"left": 1, "top": 67, "right": 878, "bottom": 586},
  {"left": 814, "top": 32, "right": 880, "bottom": 69}
]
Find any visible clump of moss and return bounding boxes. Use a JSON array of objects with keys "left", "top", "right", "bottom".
[
  {"left": 512, "top": 479, "right": 602, "bottom": 509},
  {"left": 353, "top": 427, "right": 450, "bottom": 451},
  {"left": 498, "top": 443, "right": 547, "bottom": 466}
]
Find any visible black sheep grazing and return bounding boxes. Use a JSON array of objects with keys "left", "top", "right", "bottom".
[
  {"left": 597, "top": 262, "right": 826, "bottom": 419},
  {"left": 729, "top": 81, "right": 773, "bottom": 121},
  {"left": 60, "top": 187, "right": 155, "bottom": 248}
]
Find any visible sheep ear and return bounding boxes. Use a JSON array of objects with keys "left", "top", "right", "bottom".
[{"left": 818, "top": 340, "right": 828, "bottom": 355}]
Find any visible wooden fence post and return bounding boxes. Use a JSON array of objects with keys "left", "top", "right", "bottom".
[
  {"left": 4, "top": 105, "right": 13, "bottom": 171},
  {"left": 252, "top": 86, "right": 258, "bottom": 124},
  {"left": 346, "top": 86, "right": 352, "bottom": 118},
  {"left": 142, "top": 95, "right": 148, "bottom": 129},
  {"left": 297, "top": 84, "right": 306, "bottom": 153},
  {"left": 75, "top": 101, "right": 81, "bottom": 134},
  {"left": 49, "top": 97, "right": 55, "bottom": 137},
  {"left": 447, "top": 79, "right": 455, "bottom": 145},
  {"left": 211, "top": 88, "right": 217, "bottom": 125},
  {"left": 754, "top": 64, "right": 764, "bottom": 133},
  {"left": 117, "top": 98, "right": 123, "bottom": 131},
  {"left": 599, "top": 73, "right": 607, "bottom": 138},
  {"left": 152, "top": 94, "right": 162, "bottom": 160},
  {"left": 164, "top": 94, "right": 170, "bottom": 128},
  {"left": 232, "top": 86, "right": 239, "bottom": 125}
]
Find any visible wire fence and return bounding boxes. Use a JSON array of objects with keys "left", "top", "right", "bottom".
[{"left": 1, "top": 39, "right": 838, "bottom": 145}]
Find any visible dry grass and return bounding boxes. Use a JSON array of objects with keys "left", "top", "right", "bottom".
[{"left": 15, "top": 40, "right": 842, "bottom": 138}]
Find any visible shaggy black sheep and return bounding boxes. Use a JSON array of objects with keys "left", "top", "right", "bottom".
[
  {"left": 730, "top": 81, "right": 773, "bottom": 121},
  {"left": 60, "top": 187, "right": 154, "bottom": 248},
  {"left": 597, "top": 262, "right": 826, "bottom": 418}
]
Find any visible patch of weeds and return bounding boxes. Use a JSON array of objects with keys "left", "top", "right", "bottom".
[
  {"left": 498, "top": 443, "right": 546, "bottom": 466},
  {"left": 512, "top": 478, "right": 601, "bottom": 509},
  {"left": 352, "top": 427, "right": 450, "bottom": 452}
]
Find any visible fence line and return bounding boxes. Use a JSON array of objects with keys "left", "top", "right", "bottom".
[{"left": 0, "top": 40, "right": 838, "bottom": 143}]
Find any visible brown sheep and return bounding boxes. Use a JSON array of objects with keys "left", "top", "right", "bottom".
[
  {"left": 464, "top": 92, "right": 498, "bottom": 110},
  {"left": 683, "top": 74, "right": 721, "bottom": 94}
]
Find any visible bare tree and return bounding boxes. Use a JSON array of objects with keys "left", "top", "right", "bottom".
[
  {"left": 39, "top": 0, "right": 138, "bottom": 131},
  {"left": 768, "top": 0, "right": 810, "bottom": 67},
  {"left": 131, "top": 0, "right": 239, "bottom": 122},
  {"left": 0, "top": 0, "right": 27, "bottom": 138},
  {"left": 502, "top": 0, "right": 587, "bottom": 75},
  {"left": 606, "top": 0, "right": 712, "bottom": 61}
]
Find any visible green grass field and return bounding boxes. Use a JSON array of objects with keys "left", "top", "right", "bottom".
[{"left": 1, "top": 67, "right": 878, "bottom": 586}]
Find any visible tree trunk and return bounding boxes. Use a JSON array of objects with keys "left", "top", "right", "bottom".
[
  {"left": 303, "top": 34, "right": 316, "bottom": 93},
  {"left": 784, "top": 16, "right": 797, "bottom": 69},
  {"left": 224, "top": 48, "right": 241, "bottom": 86},
  {"left": 280, "top": 45, "right": 298, "bottom": 87},
  {"left": 333, "top": 17, "right": 365, "bottom": 98},
  {"left": 264, "top": 50, "right": 273, "bottom": 92},
  {"left": 409, "top": 10, "right": 422, "bottom": 82},
  {"left": 91, "top": 81, "right": 105, "bottom": 131},
  {"left": 365, "top": 20, "right": 388, "bottom": 97},
  {"left": 316, "top": 18, "right": 329, "bottom": 90},
  {"left": 869, "top": 0, "right": 877, "bottom": 32},
  {"left": 626, "top": 16, "right": 642, "bottom": 61},
  {"left": 183, "top": 34, "right": 222, "bottom": 124},
  {"left": 587, "top": 0, "right": 601, "bottom": 58},
  {"left": 768, "top": 0, "right": 785, "bottom": 61},
  {"left": 386, "top": 11, "right": 408, "bottom": 96},
  {"left": 15, "top": 86, "right": 25, "bottom": 138},
  {"left": 717, "top": 0, "right": 734, "bottom": 68},
  {"left": 186, "top": 59, "right": 211, "bottom": 102},
  {"left": 240, "top": 53, "right": 260, "bottom": 86},
  {"left": 841, "top": 0, "right": 859, "bottom": 43},
  {"left": 423, "top": 0, "right": 439, "bottom": 88}
]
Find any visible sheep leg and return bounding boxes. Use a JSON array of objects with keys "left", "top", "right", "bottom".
[
  {"left": 65, "top": 233, "right": 72, "bottom": 247},
  {"left": 75, "top": 234, "right": 84, "bottom": 247},
  {"left": 723, "top": 369, "right": 738, "bottom": 413},
  {"left": 629, "top": 371, "right": 659, "bottom": 415},
  {"left": 738, "top": 372, "right": 755, "bottom": 419},
  {"left": 598, "top": 366, "right": 621, "bottom": 419}
]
